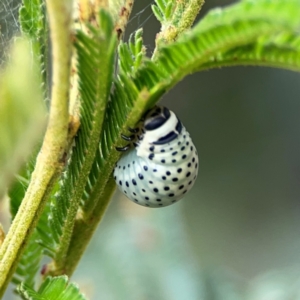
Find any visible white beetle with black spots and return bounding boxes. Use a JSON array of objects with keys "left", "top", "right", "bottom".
[{"left": 114, "top": 106, "right": 198, "bottom": 208}]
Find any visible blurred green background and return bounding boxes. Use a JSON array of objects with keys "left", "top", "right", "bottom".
[{"left": 2, "top": 0, "right": 300, "bottom": 299}]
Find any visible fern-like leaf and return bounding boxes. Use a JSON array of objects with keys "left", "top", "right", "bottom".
[
  {"left": 44, "top": 10, "right": 117, "bottom": 273},
  {"left": 17, "top": 276, "right": 87, "bottom": 300},
  {"left": 136, "top": 0, "right": 300, "bottom": 104},
  {"left": 19, "top": 0, "right": 48, "bottom": 97},
  {"left": 119, "top": 29, "right": 146, "bottom": 80}
]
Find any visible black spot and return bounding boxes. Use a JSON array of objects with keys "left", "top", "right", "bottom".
[
  {"left": 186, "top": 172, "right": 191, "bottom": 177},
  {"left": 170, "top": 147, "right": 173, "bottom": 151},
  {"left": 119, "top": 180, "right": 122, "bottom": 186},
  {"left": 133, "top": 161, "right": 135, "bottom": 164},
  {"left": 126, "top": 181, "right": 129, "bottom": 187},
  {"left": 169, "top": 193, "right": 174, "bottom": 197},
  {"left": 146, "top": 204, "right": 150, "bottom": 206},
  {"left": 149, "top": 146, "right": 155, "bottom": 152},
  {"left": 182, "top": 154, "right": 187, "bottom": 159},
  {"left": 159, "top": 204, "right": 163, "bottom": 206},
  {"left": 133, "top": 192, "right": 136, "bottom": 196},
  {"left": 164, "top": 186, "right": 170, "bottom": 191},
  {"left": 183, "top": 135, "right": 186, "bottom": 139},
  {"left": 195, "top": 163, "right": 198, "bottom": 168},
  {"left": 166, "top": 171, "right": 171, "bottom": 176},
  {"left": 194, "top": 175, "right": 197, "bottom": 179},
  {"left": 172, "top": 159, "right": 176, "bottom": 163},
  {"left": 161, "top": 159, "right": 166, "bottom": 163},
  {"left": 172, "top": 200, "right": 176, "bottom": 203},
  {"left": 123, "top": 166, "right": 125, "bottom": 170},
  {"left": 177, "top": 168, "right": 182, "bottom": 173},
  {"left": 124, "top": 190, "right": 127, "bottom": 194},
  {"left": 148, "top": 153, "right": 155, "bottom": 160},
  {"left": 183, "top": 190, "right": 187, "bottom": 194},
  {"left": 143, "top": 165, "right": 148, "bottom": 171},
  {"left": 114, "top": 176, "right": 116, "bottom": 180},
  {"left": 118, "top": 166, "right": 121, "bottom": 169},
  {"left": 134, "top": 199, "right": 138, "bottom": 202},
  {"left": 153, "top": 169, "right": 157, "bottom": 172},
  {"left": 145, "top": 197, "right": 149, "bottom": 200},
  {"left": 181, "top": 146, "right": 185, "bottom": 151},
  {"left": 172, "top": 151, "right": 178, "bottom": 156},
  {"left": 156, "top": 199, "right": 161, "bottom": 202},
  {"left": 161, "top": 149, "right": 165, "bottom": 153},
  {"left": 190, "top": 146, "right": 194, "bottom": 151},
  {"left": 178, "top": 141, "right": 181, "bottom": 145},
  {"left": 153, "top": 188, "right": 159, "bottom": 193},
  {"left": 142, "top": 189, "right": 146, "bottom": 192},
  {"left": 176, "top": 120, "right": 182, "bottom": 133},
  {"left": 192, "top": 157, "right": 195, "bottom": 163},
  {"left": 179, "top": 185, "right": 184, "bottom": 190},
  {"left": 149, "top": 180, "right": 153, "bottom": 184},
  {"left": 132, "top": 179, "right": 137, "bottom": 185},
  {"left": 138, "top": 173, "right": 144, "bottom": 180},
  {"left": 189, "top": 181, "right": 192, "bottom": 185},
  {"left": 186, "top": 141, "right": 189, "bottom": 146},
  {"left": 162, "top": 176, "right": 166, "bottom": 180},
  {"left": 188, "top": 162, "right": 191, "bottom": 167},
  {"left": 153, "top": 131, "right": 178, "bottom": 145},
  {"left": 172, "top": 178, "right": 178, "bottom": 182}
]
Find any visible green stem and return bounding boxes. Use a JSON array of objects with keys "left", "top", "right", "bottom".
[
  {"left": 57, "top": 176, "right": 116, "bottom": 276},
  {"left": 0, "top": 0, "right": 73, "bottom": 296}
]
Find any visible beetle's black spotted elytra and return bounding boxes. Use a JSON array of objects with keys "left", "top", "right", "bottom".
[{"left": 114, "top": 106, "right": 198, "bottom": 208}]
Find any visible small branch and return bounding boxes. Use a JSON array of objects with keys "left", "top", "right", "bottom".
[
  {"left": 0, "top": 0, "right": 73, "bottom": 296},
  {"left": 152, "top": 0, "right": 204, "bottom": 60}
]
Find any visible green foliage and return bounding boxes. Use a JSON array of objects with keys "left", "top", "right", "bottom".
[
  {"left": 3, "top": 0, "right": 300, "bottom": 298},
  {"left": 0, "top": 39, "right": 46, "bottom": 196},
  {"left": 152, "top": 0, "right": 175, "bottom": 23},
  {"left": 44, "top": 9, "right": 117, "bottom": 271},
  {"left": 17, "top": 276, "right": 87, "bottom": 300},
  {"left": 19, "top": 0, "right": 48, "bottom": 97},
  {"left": 119, "top": 29, "right": 145, "bottom": 75},
  {"left": 135, "top": 0, "right": 300, "bottom": 108}
]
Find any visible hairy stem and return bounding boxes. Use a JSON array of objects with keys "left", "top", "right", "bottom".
[{"left": 0, "top": 0, "right": 73, "bottom": 296}]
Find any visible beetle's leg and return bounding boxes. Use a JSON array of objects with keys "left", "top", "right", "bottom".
[
  {"left": 121, "top": 134, "right": 135, "bottom": 141},
  {"left": 115, "top": 145, "right": 130, "bottom": 152},
  {"left": 128, "top": 127, "right": 139, "bottom": 134}
]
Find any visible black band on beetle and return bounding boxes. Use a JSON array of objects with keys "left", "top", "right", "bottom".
[
  {"left": 144, "top": 116, "right": 167, "bottom": 130},
  {"left": 175, "top": 119, "right": 182, "bottom": 134},
  {"left": 153, "top": 131, "right": 178, "bottom": 145}
]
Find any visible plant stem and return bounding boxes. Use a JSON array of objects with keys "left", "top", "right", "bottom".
[
  {"left": 52, "top": 176, "right": 116, "bottom": 276},
  {"left": 0, "top": 0, "right": 73, "bottom": 296}
]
